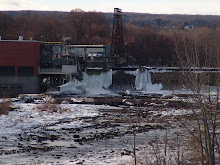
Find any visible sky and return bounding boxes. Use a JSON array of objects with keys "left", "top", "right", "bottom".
[{"left": 1, "top": 0, "right": 220, "bottom": 15}]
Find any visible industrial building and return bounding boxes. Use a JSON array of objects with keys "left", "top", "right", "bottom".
[{"left": 0, "top": 38, "right": 112, "bottom": 96}]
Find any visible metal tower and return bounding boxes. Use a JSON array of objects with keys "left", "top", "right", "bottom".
[{"left": 110, "top": 8, "right": 125, "bottom": 57}]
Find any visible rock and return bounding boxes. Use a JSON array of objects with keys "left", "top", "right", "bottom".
[
  {"left": 50, "top": 135, "right": 59, "bottom": 141},
  {"left": 73, "top": 134, "right": 80, "bottom": 138},
  {"left": 161, "top": 94, "right": 173, "bottom": 99}
]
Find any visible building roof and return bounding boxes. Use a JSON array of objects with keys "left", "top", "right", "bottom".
[
  {"left": 69, "top": 45, "right": 107, "bottom": 48},
  {"left": 41, "top": 42, "right": 63, "bottom": 45},
  {"left": 0, "top": 40, "right": 41, "bottom": 43}
]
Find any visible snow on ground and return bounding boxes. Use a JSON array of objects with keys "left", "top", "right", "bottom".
[
  {"left": 0, "top": 102, "right": 129, "bottom": 164},
  {"left": 150, "top": 108, "right": 194, "bottom": 117},
  {"left": 0, "top": 103, "right": 119, "bottom": 142},
  {"left": 0, "top": 94, "right": 204, "bottom": 164}
]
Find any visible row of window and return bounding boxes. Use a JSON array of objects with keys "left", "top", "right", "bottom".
[{"left": 0, "top": 66, "right": 34, "bottom": 76}]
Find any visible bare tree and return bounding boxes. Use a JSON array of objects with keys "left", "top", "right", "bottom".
[
  {"left": 36, "top": 15, "right": 65, "bottom": 42},
  {"left": 172, "top": 27, "right": 220, "bottom": 164},
  {"left": 15, "top": 11, "right": 40, "bottom": 40},
  {"left": 0, "top": 12, "right": 15, "bottom": 39},
  {"left": 66, "top": 10, "right": 110, "bottom": 44}
]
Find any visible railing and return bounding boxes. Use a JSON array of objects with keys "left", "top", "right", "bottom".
[
  {"left": 40, "top": 58, "right": 75, "bottom": 65},
  {"left": 112, "top": 66, "right": 220, "bottom": 73},
  {"left": 39, "top": 68, "right": 62, "bottom": 73}
]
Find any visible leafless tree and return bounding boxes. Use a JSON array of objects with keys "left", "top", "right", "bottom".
[
  {"left": 15, "top": 11, "right": 40, "bottom": 40},
  {"left": 66, "top": 10, "right": 110, "bottom": 44},
  {"left": 172, "top": 27, "right": 220, "bottom": 164},
  {"left": 36, "top": 15, "right": 64, "bottom": 42},
  {"left": 0, "top": 12, "right": 15, "bottom": 39}
]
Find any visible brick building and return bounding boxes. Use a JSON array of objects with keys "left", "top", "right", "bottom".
[{"left": 0, "top": 39, "right": 41, "bottom": 96}]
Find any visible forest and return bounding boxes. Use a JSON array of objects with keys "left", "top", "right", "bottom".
[{"left": 1, "top": 10, "right": 220, "bottom": 66}]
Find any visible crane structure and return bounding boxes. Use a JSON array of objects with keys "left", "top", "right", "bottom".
[{"left": 110, "top": 8, "right": 125, "bottom": 58}]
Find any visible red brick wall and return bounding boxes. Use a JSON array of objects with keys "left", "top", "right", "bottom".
[{"left": 0, "top": 41, "right": 41, "bottom": 76}]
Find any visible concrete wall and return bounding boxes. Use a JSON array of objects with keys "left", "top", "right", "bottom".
[
  {"left": 39, "top": 65, "right": 77, "bottom": 75},
  {"left": 62, "top": 65, "right": 77, "bottom": 74},
  {"left": 0, "top": 76, "right": 40, "bottom": 96}
]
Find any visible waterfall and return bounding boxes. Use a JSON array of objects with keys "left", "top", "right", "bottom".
[
  {"left": 135, "top": 69, "right": 162, "bottom": 92},
  {"left": 82, "top": 69, "right": 112, "bottom": 94},
  {"left": 59, "top": 68, "right": 162, "bottom": 94},
  {"left": 59, "top": 79, "right": 84, "bottom": 94},
  {"left": 135, "top": 69, "right": 152, "bottom": 90},
  {"left": 59, "top": 70, "right": 112, "bottom": 95}
]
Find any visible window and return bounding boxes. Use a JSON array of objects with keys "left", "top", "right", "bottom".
[
  {"left": 18, "top": 67, "right": 34, "bottom": 76},
  {"left": 0, "top": 66, "right": 15, "bottom": 76}
]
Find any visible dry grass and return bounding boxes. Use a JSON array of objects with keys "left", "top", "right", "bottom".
[
  {"left": 37, "top": 103, "right": 69, "bottom": 114},
  {"left": 0, "top": 100, "right": 12, "bottom": 115},
  {"left": 37, "top": 95, "right": 69, "bottom": 114}
]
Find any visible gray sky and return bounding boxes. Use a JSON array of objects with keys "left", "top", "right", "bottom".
[{"left": 1, "top": 0, "right": 220, "bottom": 15}]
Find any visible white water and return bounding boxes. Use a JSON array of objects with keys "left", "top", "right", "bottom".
[
  {"left": 60, "top": 68, "right": 162, "bottom": 94},
  {"left": 59, "top": 70, "right": 113, "bottom": 95},
  {"left": 82, "top": 69, "right": 112, "bottom": 94},
  {"left": 135, "top": 69, "right": 162, "bottom": 92},
  {"left": 59, "top": 79, "right": 84, "bottom": 94}
]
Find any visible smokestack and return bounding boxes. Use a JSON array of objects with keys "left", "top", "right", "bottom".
[{"left": 18, "top": 36, "right": 23, "bottom": 41}]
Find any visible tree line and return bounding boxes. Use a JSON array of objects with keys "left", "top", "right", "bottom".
[
  {"left": 1, "top": 10, "right": 220, "bottom": 67},
  {"left": 0, "top": 10, "right": 110, "bottom": 44}
]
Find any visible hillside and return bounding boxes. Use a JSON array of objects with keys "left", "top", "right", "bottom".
[
  {"left": 105, "top": 12, "right": 220, "bottom": 27},
  {"left": 2, "top": 10, "right": 220, "bottom": 27}
]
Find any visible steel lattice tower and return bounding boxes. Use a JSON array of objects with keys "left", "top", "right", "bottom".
[{"left": 110, "top": 8, "right": 125, "bottom": 57}]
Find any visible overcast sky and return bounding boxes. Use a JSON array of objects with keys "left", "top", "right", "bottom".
[{"left": 1, "top": 0, "right": 220, "bottom": 15}]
